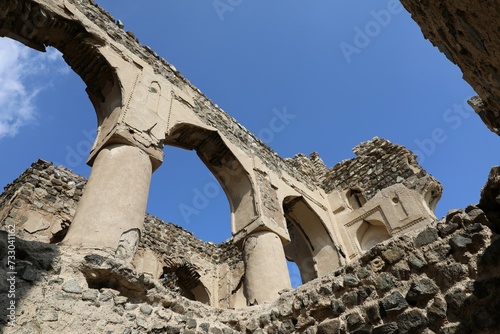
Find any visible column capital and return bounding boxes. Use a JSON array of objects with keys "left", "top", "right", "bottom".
[{"left": 88, "top": 124, "right": 164, "bottom": 171}]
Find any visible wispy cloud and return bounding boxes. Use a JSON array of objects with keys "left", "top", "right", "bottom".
[{"left": 0, "top": 38, "right": 69, "bottom": 139}]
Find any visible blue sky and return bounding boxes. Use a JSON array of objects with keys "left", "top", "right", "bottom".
[{"left": 0, "top": 0, "right": 498, "bottom": 250}]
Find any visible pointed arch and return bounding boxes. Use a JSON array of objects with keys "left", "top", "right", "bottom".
[
  {"left": 283, "top": 196, "right": 341, "bottom": 284},
  {"left": 165, "top": 123, "right": 258, "bottom": 235}
]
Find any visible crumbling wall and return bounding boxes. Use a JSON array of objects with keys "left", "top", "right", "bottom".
[
  {"left": 321, "top": 137, "right": 442, "bottom": 210},
  {"left": 0, "top": 160, "right": 245, "bottom": 307},
  {"left": 140, "top": 215, "right": 244, "bottom": 306},
  {"left": 0, "top": 159, "right": 86, "bottom": 244},
  {"left": 400, "top": 0, "right": 500, "bottom": 136},
  {"left": 1, "top": 175, "right": 499, "bottom": 333},
  {"left": 478, "top": 166, "right": 500, "bottom": 231}
]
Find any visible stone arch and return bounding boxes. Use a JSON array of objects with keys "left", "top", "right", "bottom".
[
  {"left": 356, "top": 219, "right": 391, "bottom": 252},
  {"left": 0, "top": 1, "right": 121, "bottom": 124},
  {"left": 161, "top": 259, "right": 212, "bottom": 305},
  {"left": 164, "top": 123, "right": 258, "bottom": 235},
  {"left": 283, "top": 196, "right": 341, "bottom": 284},
  {"left": 191, "top": 284, "right": 211, "bottom": 305}
]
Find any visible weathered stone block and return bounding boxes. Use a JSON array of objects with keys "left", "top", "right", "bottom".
[
  {"left": 365, "top": 303, "right": 381, "bottom": 324},
  {"left": 317, "top": 318, "right": 341, "bottom": 334},
  {"left": 331, "top": 299, "right": 346, "bottom": 315},
  {"left": 344, "top": 273, "right": 360, "bottom": 287},
  {"left": 62, "top": 279, "right": 82, "bottom": 294},
  {"left": 445, "top": 290, "right": 468, "bottom": 318},
  {"left": 427, "top": 296, "right": 447, "bottom": 325},
  {"left": 372, "top": 323, "right": 398, "bottom": 334},
  {"left": 405, "top": 278, "right": 440, "bottom": 305},
  {"left": 82, "top": 289, "right": 99, "bottom": 301},
  {"left": 140, "top": 304, "right": 153, "bottom": 315},
  {"left": 318, "top": 284, "right": 333, "bottom": 296},
  {"left": 408, "top": 255, "right": 427, "bottom": 270},
  {"left": 381, "top": 248, "right": 404, "bottom": 264},
  {"left": 449, "top": 234, "right": 473, "bottom": 251},
  {"left": 415, "top": 228, "right": 439, "bottom": 247},
  {"left": 346, "top": 312, "right": 365, "bottom": 332},
  {"left": 396, "top": 309, "right": 428, "bottom": 333},
  {"left": 375, "top": 272, "right": 395, "bottom": 292},
  {"left": 342, "top": 290, "right": 359, "bottom": 308},
  {"left": 380, "top": 291, "right": 409, "bottom": 315},
  {"left": 356, "top": 267, "right": 372, "bottom": 280}
]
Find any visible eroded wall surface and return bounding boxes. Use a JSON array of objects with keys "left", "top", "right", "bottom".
[
  {"left": 0, "top": 160, "right": 246, "bottom": 309},
  {"left": 0, "top": 0, "right": 444, "bottom": 306},
  {"left": 0, "top": 161, "right": 499, "bottom": 333},
  {"left": 0, "top": 0, "right": 499, "bottom": 331},
  {"left": 401, "top": 0, "right": 500, "bottom": 135}
]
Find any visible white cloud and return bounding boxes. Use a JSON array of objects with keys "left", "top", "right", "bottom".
[{"left": 0, "top": 38, "right": 69, "bottom": 139}]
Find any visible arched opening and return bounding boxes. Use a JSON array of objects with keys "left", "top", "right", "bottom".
[
  {"left": 287, "top": 260, "right": 302, "bottom": 288},
  {"left": 146, "top": 123, "right": 258, "bottom": 306},
  {"left": 148, "top": 147, "right": 231, "bottom": 242},
  {"left": 357, "top": 220, "right": 391, "bottom": 251},
  {"left": 0, "top": 36, "right": 98, "bottom": 240},
  {"left": 160, "top": 260, "right": 211, "bottom": 305},
  {"left": 165, "top": 123, "right": 258, "bottom": 235},
  {"left": 0, "top": 2, "right": 124, "bottom": 161},
  {"left": 0, "top": 37, "right": 97, "bottom": 160},
  {"left": 283, "top": 196, "right": 341, "bottom": 284},
  {"left": 346, "top": 187, "right": 367, "bottom": 210}
]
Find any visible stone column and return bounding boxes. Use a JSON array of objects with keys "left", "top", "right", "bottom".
[
  {"left": 62, "top": 144, "right": 153, "bottom": 254},
  {"left": 243, "top": 231, "right": 291, "bottom": 305}
]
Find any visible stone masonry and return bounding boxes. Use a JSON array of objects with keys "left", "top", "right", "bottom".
[
  {"left": 401, "top": 0, "right": 500, "bottom": 135},
  {"left": 0, "top": 160, "right": 499, "bottom": 333},
  {"left": 0, "top": 0, "right": 499, "bottom": 332},
  {"left": 0, "top": 0, "right": 442, "bottom": 307}
]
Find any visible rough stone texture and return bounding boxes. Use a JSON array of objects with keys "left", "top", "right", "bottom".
[
  {"left": 0, "top": 2, "right": 449, "bottom": 301},
  {"left": 1, "top": 161, "right": 500, "bottom": 333},
  {"left": 401, "top": 0, "right": 500, "bottom": 135},
  {"left": 0, "top": 0, "right": 499, "bottom": 332},
  {"left": 321, "top": 137, "right": 442, "bottom": 207},
  {"left": 479, "top": 167, "right": 500, "bottom": 231},
  {"left": 0, "top": 159, "right": 245, "bottom": 307}
]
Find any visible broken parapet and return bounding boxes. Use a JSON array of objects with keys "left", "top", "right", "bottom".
[
  {"left": 321, "top": 137, "right": 443, "bottom": 212},
  {"left": 0, "top": 159, "right": 87, "bottom": 244}
]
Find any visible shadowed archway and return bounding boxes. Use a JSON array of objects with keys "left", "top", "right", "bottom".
[{"left": 283, "top": 196, "right": 341, "bottom": 284}]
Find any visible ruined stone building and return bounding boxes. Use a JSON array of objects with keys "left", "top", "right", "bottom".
[{"left": 0, "top": 0, "right": 499, "bottom": 333}]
